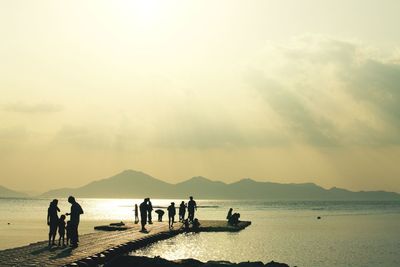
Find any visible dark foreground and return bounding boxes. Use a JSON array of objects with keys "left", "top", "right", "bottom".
[
  {"left": 106, "top": 255, "right": 289, "bottom": 267},
  {"left": 0, "top": 220, "right": 278, "bottom": 267}
]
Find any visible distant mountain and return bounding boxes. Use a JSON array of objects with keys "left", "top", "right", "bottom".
[
  {"left": 0, "top": 185, "right": 29, "bottom": 198},
  {"left": 40, "top": 169, "right": 400, "bottom": 200}
]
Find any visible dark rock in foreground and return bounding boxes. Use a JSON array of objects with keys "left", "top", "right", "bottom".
[{"left": 105, "top": 255, "right": 290, "bottom": 267}]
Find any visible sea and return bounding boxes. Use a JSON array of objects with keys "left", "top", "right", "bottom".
[{"left": 0, "top": 198, "right": 399, "bottom": 267}]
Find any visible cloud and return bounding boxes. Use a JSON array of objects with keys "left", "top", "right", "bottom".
[
  {"left": 3, "top": 103, "right": 63, "bottom": 113},
  {"left": 246, "top": 36, "right": 400, "bottom": 146},
  {"left": 53, "top": 125, "right": 112, "bottom": 150}
]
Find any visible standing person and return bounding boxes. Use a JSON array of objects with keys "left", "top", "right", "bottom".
[
  {"left": 66, "top": 196, "right": 84, "bottom": 248},
  {"left": 147, "top": 198, "right": 153, "bottom": 224},
  {"left": 167, "top": 202, "right": 176, "bottom": 229},
  {"left": 47, "top": 199, "right": 60, "bottom": 247},
  {"left": 134, "top": 204, "right": 139, "bottom": 224},
  {"left": 179, "top": 201, "right": 186, "bottom": 222},
  {"left": 188, "top": 196, "right": 197, "bottom": 222},
  {"left": 58, "top": 215, "right": 66, "bottom": 247},
  {"left": 139, "top": 198, "right": 148, "bottom": 232}
]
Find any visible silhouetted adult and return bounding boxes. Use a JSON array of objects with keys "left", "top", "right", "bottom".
[
  {"left": 147, "top": 199, "right": 153, "bottom": 224},
  {"left": 47, "top": 199, "right": 60, "bottom": 246},
  {"left": 139, "top": 198, "right": 148, "bottom": 231},
  {"left": 134, "top": 204, "right": 139, "bottom": 224},
  {"left": 66, "top": 196, "right": 84, "bottom": 247},
  {"left": 226, "top": 208, "right": 233, "bottom": 221},
  {"left": 188, "top": 196, "right": 197, "bottom": 222},
  {"left": 155, "top": 209, "right": 165, "bottom": 222},
  {"left": 179, "top": 201, "right": 186, "bottom": 222},
  {"left": 167, "top": 202, "right": 176, "bottom": 229}
]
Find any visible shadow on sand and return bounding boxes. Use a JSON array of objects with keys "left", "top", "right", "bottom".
[
  {"left": 49, "top": 247, "right": 74, "bottom": 259},
  {"left": 31, "top": 246, "right": 58, "bottom": 255}
]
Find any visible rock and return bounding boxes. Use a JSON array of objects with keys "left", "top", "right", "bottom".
[
  {"left": 104, "top": 255, "right": 290, "bottom": 267},
  {"left": 174, "top": 258, "right": 203, "bottom": 267},
  {"left": 204, "top": 260, "right": 233, "bottom": 267},
  {"left": 265, "top": 260, "right": 290, "bottom": 267},
  {"left": 237, "top": 261, "right": 264, "bottom": 267}
]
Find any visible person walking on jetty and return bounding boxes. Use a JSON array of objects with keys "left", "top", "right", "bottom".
[
  {"left": 179, "top": 201, "right": 186, "bottom": 222},
  {"left": 139, "top": 198, "right": 148, "bottom": 232},
  {"left": 147, "top": 198, "right": 153, "bottom": 224},
  {"left": 167, "top": 202, "right": 176, "bottom": 229},
  {"left": 188, "top": 196, "right": 197, "bottom": 222},
  {"left": 47, "top": 199, "right": 60, "bottom": 247},
  {"left": 134, "top": 204, "right": 139, "bottom": 224},
  {"left": 66, "top": 196, "right": 84, "bottom": 248}
]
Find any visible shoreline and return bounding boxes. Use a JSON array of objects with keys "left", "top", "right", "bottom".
[{"left": 105, "top": 255, "right": 290, "bottom": 267}]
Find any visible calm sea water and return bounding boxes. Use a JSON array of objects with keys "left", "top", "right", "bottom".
[{"left": 1, "top": 198, "right": 399, "bottom": 267}]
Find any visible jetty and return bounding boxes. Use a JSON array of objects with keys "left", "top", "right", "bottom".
[{"left": 0, "top": 220, "right": 251, "bottom": 267}]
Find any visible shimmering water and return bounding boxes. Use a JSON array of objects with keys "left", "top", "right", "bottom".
[{"left": 1, "top": 198, "right": 400, "bottom": 267}]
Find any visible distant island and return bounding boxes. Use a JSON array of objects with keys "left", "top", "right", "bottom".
[
  {"left": 33, "top": 170, "right": 400, "bottom": 200},
  {"left": 0, "top": 185, "right": 29, "bottom": 198}
]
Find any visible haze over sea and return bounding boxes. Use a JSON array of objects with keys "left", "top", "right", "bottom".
[{"left": 1, "top": 198, "right": 399, "bottom": 267}]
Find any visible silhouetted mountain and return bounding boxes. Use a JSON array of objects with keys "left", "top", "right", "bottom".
[
  {"left": 41, "top": 170, "right": 174, "bottom": 198},
  {"left": 0, "top": 185, "right": 29, "bottom": 198},
  {"left": 40, "top": 170, "right": 400, "bottom": 200}
]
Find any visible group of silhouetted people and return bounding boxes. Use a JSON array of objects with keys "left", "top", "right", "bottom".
[
  {"left": 167, "top": 196, "right": 197, "bottom": 229},
  {"left": 135, "top": 196, "right": 199, "bottom": 231},
  {"left": 138, "top": 198, "right": 154, "bottom": 232},
  {"left": 47, "top": 196, "right": 83, "bottom": 248}
]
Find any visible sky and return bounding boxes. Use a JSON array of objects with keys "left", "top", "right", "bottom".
[{"left": 1, "top": 0, "right": 400, "bottom": 193}]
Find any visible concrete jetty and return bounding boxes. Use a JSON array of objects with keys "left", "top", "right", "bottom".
[{"left": 0, "top": 220, "right": 251, "bottom": 267}]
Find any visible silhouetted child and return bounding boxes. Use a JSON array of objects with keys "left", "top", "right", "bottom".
[
  {"left": 192, "top": 218, "right": 200, "bottom": 232},
  {"left": 179, "top": 201, "right": 186, "bottom": 222},
  {"left": 58, "top": 215, "right": 66, "bottom": 246},
  {"left": 155, "top": 209, "right": 165, "bottom": 222},
  {"left": 66, "top": 220, "right": 72, "bottom": 245},
  {"left": 228, "top": 213, "right": 240, "bottom": 226},
  {"left": 181, "top": 219, "right": 190, "bottom": 232}
]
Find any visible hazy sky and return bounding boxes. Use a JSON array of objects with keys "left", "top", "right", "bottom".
[{"left": 1, "top": 0, "right": 400, "bottom": 193}]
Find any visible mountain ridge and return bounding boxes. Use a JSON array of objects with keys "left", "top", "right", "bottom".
[
  {"left": 0, "top": 185, "right": 29, "bottom": 198},
  {"left": 38, "top": 169, "right": 400, "bottom": 200}
]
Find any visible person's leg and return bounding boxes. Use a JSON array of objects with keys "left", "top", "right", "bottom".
[
  {"left": 50, "top": 223, "right": 57, "bottom": 245},
  {"left": 76, "top": 222, "right": 80, "bottom": 243},
  {"left": 71, "top": 223, "right": 78, "bottom": 246},
  {"left": 141, "top": 217, "right": 146, "bottom": 230}
]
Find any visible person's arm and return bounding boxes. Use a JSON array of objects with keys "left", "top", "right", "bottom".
[
  {"left": 195, "top": 201, "right": 197, "bottom": 211},
  {"left": 47, "top": 209, "right": 50, "bottom": 225}
]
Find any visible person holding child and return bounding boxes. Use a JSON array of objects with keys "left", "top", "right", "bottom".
[{"left": 66, "top": 196, "right": 84, "bottom": 247}]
